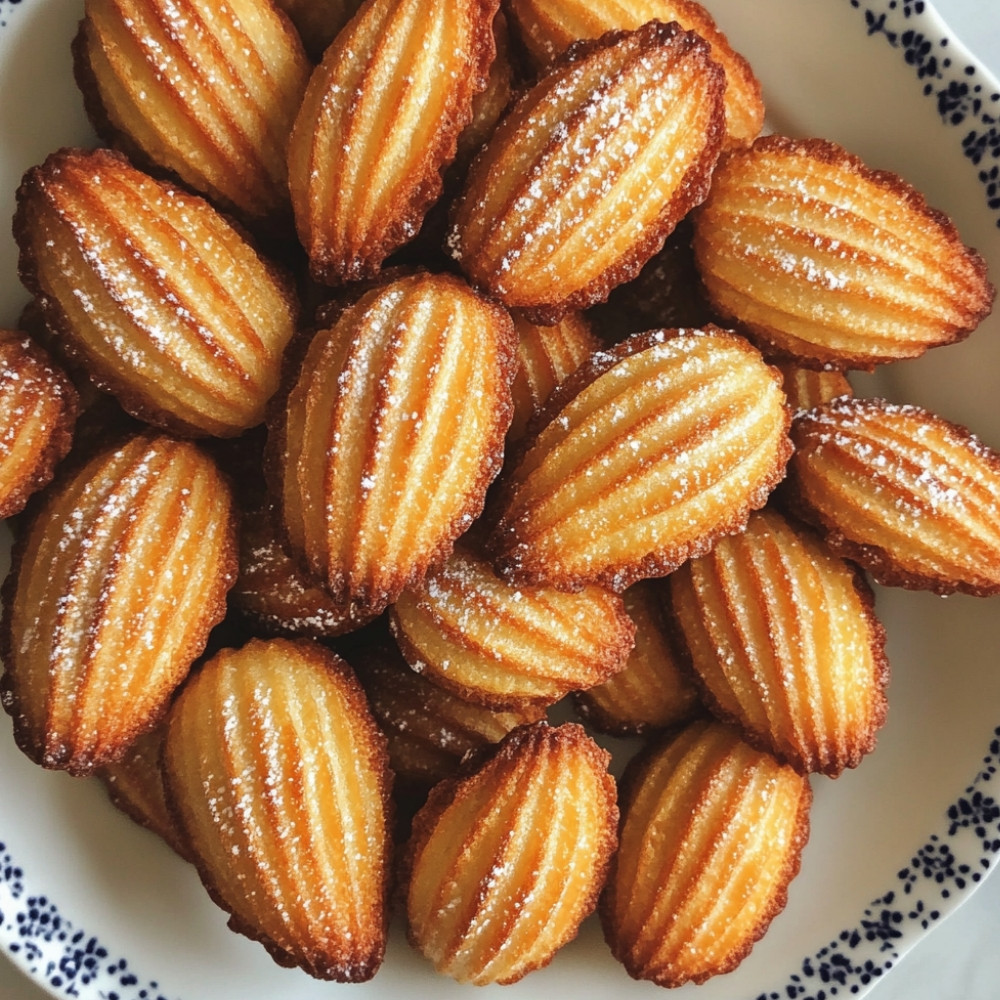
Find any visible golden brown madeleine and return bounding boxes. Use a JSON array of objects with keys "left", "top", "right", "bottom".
[
  {"left": 274, "top": 0, "right": 365, "bottom": 61},
  {"left": 351, "top": 627, "right": 544, "bottom": 789},
  {"left": 74, "top": 0, "right": 311, "bottom": 227},
  {"left": 774, "top": 359, "right": 853, "bottom": 414},
  {"left": 270, "top": 271, "right": 516, "bottom": 620},
  {"left": 287, "top": 0, "right": 501, "bottom": 284},
  {"left": 14, "top": 148, "right": 298, "bottom": 438},
  {"left": 669, "top": 509, "right": 889, "bottom": 775},
  {"left": 402, "top": 721, "right": 617, "bottom": 984},
  {"left": 449, "top": 20, "right": 725, "bottom": 322},
  {"left": 0, "top": 330, "right": 78, "bottom": 517},
  {"left": 490, "top": 327, "right": 792, "bottom": 591},
  {"left": 390, "top": 543, "right": 634, "bottom": 708},
  {"left": 0, "top": 432, "right": 236, "bottom": 774},
  {"left": 505, "top": 0, "right": 763, "bottom": 148},
  {"left": 784, "top": 397, "right": 1000, "bottom": 595},
  {"left": 574, "top": 580, "right": 701, "bottom": 736},
  {"left": 230, "top": 502, "right": 377, "bottom": 638},
  {"left": 99, "top": 725, "right": 192, "bottom": 861},
  {"left": 601, "top": 718, "right": 811, "bottom": 986},
  {"left": 509, "top": 310, "right": 598, "bottom": 445},
  {"left": 692, "top": 135, "right": 995, "bottom": 370},
  {"left": 162, "top": 638, "right": 393, "bottom": 981}
]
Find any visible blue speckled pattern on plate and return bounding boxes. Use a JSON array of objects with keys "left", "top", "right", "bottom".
[{"left": 1, "top": 1, "right": 1000, "bottom": 999}]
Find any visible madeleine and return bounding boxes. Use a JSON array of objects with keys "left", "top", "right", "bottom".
[
  {"left": 692, "top": 135, "right": 994, "bottom": 369},
  {"left": 287, "top": 0, "right": 500, "bottom": 284},
  {"left": 0, "top": 432, "right": 236, "bottom": 774},
  {"left": 163, "top": 638, "right": 393, "bottom": 980},
  {"left": 403, "top": 722, "right": 617, "bottom": 984},
  {"left": 14, "top": 148, "right": 298, "bottom": 437},
  {"left": 269, "top": 271, "right": 516, "bottom": 621},
  {"left": 74, "top": 0, "right": 312, "bottom": 226},
  {"left": 784, "top": 396, "right": 1000, "bottom": 595},
  {"left": 490, "top": 327, "right": 791, "bottom": 591},
  {"left": 449, "top": 19, "right": 725, "bottom": 322},
  {"left": 602, "top": 719, "right": 811, "bottom": 986}
]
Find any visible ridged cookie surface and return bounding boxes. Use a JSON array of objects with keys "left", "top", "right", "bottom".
[
  {"left": 784, "top": 396, "right": 1000, "bottom": 595},
  {"left": 0, "top": 432, "right": 236, "bottom": 774},
  {"left": 403, "top": 721, "right": 617, "bottom": 984},
  {"left": 505, "top": 0, "right": 764, "bottom": 147},
  {"left": 74, "top": 0, "right": 312, "bottom": 226},
  {"left": 448, "top": 19, "right": 725, "bottom": 322},
  {"left": 351, "top": 629, "right": 544, "bottom": 790},
  {"left": 669, "top": 508, "right": 889, "bottom": 774},
  {"left": 0, "top": 330, "right": 78, "bottom": 517},
  {"left": 287, "top": 0, "right": 500, "bottom": 283},
  {"left": 574, "top": 579, "right": 701, "bottom": 736},
  {"left": 601, "top": 718, "right": 811, "bottom": 986},
  {"left": 389, "top": 543, "right": 635, "bottom": 708},
  {"left": 270, "top": 271, "right": 516, "bottom": 620},
  {"left": 163, "top": 638, "right": 393, "bottom": 980},
  {"left": 15, "top": 148, "right": 298, "bottom": 437},
  {"left": 490, "top": 327, "right": 792, "bottom": 591},
  {"left": 692, "top": 135, "right": 995, "bottom": 369}
]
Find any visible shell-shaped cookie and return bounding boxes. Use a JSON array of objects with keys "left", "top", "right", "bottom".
[
  {"left": 270, "top": 271, "right": 516, "bottom": 620},
  {"left": 287, "top": 0, "right": 500, "bottom": 284},
  {"left": 668, "top": 508, "right": 889, "bottom": 775},
  {"left": 509, "top": 310, "right": 598, "bottom": 445},
  {"left": 0, "top": 330, "right": 78, "bottom": 518},
  {"left": 691, "top": 135, "right": 995, "bottom": 370},
  {"left": 274, "top": 0, "right": 365, "bottom": 60},
  {"left": 403, "top": 721, "right": 617, "bottom": 985},
  {"left": 74, "top": 0, "right": 312, "bottom": 227},
  {"left": 99, "top": 725, "right": 192, "bottom": 860},
  {"left": 601, "top": 718, "right": 811, "bottom": 986},
  {"left": 230, "top": 502, "right": 376, "bottom": 638},
  {"left": 505, "top": 0, "right": 763, "bottom": 148},
  {"left": 774, "top": 359, "right": 853, "bottom": 415},
  {"left": 574, "top": 580, "right": 701, "bottom": 736},
  {"left": 163, "top": 638, "right": 393, "bottom": 980},
  {"left": 490, "top": 327, "right": 792, "bottom": 591},
  {"left": 784, "top": 397, "right": 1000, "bottom": 595},
  {"left": 14, "top": 148, "right": 298, "bottom": 438},
  {"left": 0, "top": 432, "right": 237, "bottom": 774},
  {"left": 389, "top": 543, "right": 635, "bottom": 709},
  {"left": 351, "top": 628, "right": 545, "bottom": 789},
  {"left": 448, "top": 19, "right": 725, "bottom": 322}
]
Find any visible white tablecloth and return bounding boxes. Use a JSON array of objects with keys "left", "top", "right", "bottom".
[{"left": 2, "top": 0, "right": 998, "bottom": 997}]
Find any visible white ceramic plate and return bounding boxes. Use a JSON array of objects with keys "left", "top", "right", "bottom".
[{"left": 2, "top": 1, "right": 1000, "bottom": 998}]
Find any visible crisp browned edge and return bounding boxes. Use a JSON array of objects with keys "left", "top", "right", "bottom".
[
  {"left": 0, "top": 331, "right": 80, "bottom": 518},
  {"left": 487, "top": 326, "right": 794, "bottom": 592},
  {"left": 161, "top": 636, "right": 395, "bottom": 982},
  {"left": 14, "top": 146, "right": 301, "bottom": 438},
  {"left": 692, "top": 134, "right": 996, "bottom": 371},
  {"left": 599, "top": 719, "right": 812, "bottom": 986},
  {"left": 663, "top": 513, "right": 890, "bottom": 776},
  {"left": 783, "top": 396, "right": 1000, "bottom": 596},
  {"left": 0, "top": 431, "right": 238, "bottom": 774},
  {"left": 450, "top": 19, "right": 727, "bottom": 324},
  {"left": 264, "top": 270, "right": 519, "bottom": 620},
  {"left": 294, "top": 0, "right": 502, "bottom": 286},
  {"left": 398, "top": 719, "right": 618, "bottom": 984}
]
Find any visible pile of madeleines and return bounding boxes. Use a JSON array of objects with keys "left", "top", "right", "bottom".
[{"left": 1, "top": 0, "right": 999, "bottom": 988}]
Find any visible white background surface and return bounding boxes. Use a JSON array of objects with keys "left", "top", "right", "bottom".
[{"left": 2, "top": 1, "right": 999, "bottom": 998}]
